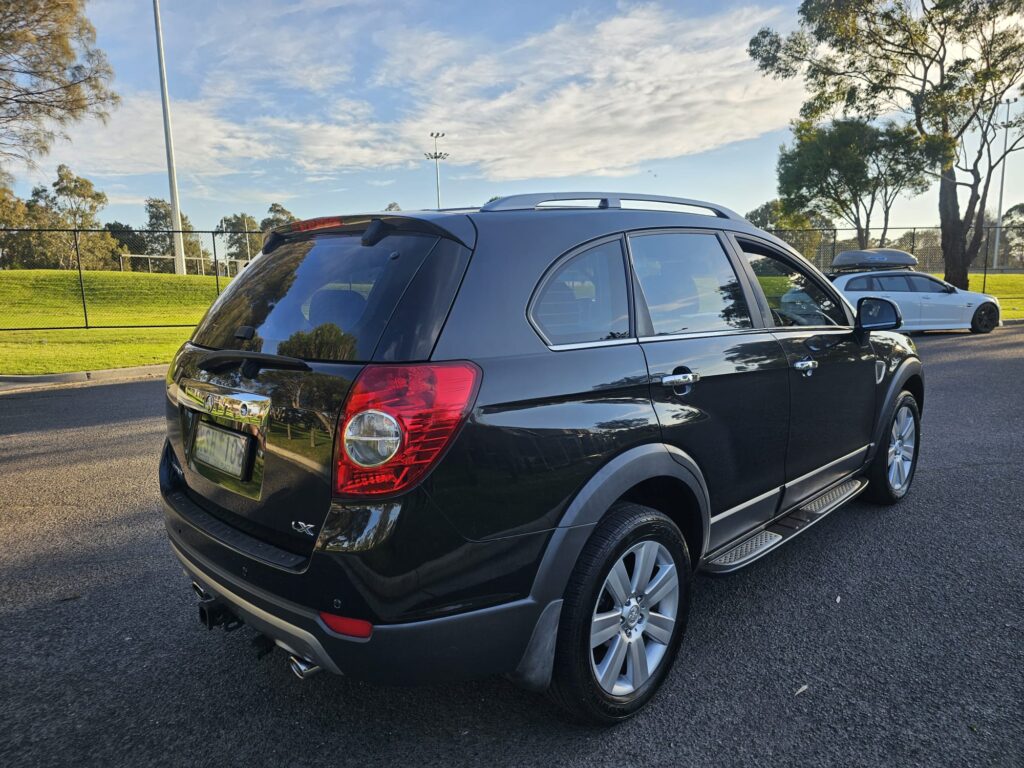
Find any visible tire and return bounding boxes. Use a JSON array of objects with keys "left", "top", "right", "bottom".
[
  {"left": 864, "top": 391, "right": 921, "bottom": 505},
  {"left": 970, "top": 303, "right": 999, "bottom": 334},
  {"left": 549, "top": 502, "right": 691, "bottom": 725}
]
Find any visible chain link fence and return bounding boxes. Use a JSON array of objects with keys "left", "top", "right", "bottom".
[
  {"left": 0, "top": 225, "right": 1021, "bottom": 331},
  {"left": 0, "top": 228, "right": 258, "bottom": 330},
  {"left": 768, "top": 226, "right": 1024, "bottom": 274}
]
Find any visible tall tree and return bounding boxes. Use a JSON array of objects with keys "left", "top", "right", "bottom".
[
  {"left": 0, "top": 1, "right": 118, "bottom": 168},
  {"left": 144, "top": 197, "right": 209, "bottom": 273},
  {"left": 778, "top": 120, "right": 940, "bottom": 248},
  {"left": 3, "top": 165, "right": 120, "bottom": 268},
  {"left": 384, "top": 201, "right": 401, "bottom": 211},
  {"left": 217, "top": 212, "right": 262, "bottom": 262},
  {"left": 749, "top": 0, "right": 1024, "bottom": 288},
  {"left": 259, "top": 202, "right": 297, "bottom": 232}
]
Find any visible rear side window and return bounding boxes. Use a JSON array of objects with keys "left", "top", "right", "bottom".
[
  {"left": 531, "top": 239, "right": 630, "bottom": 345},
  {"left": 845, "top": 276, "right": 876, "bottom": 291},
  {"left": 192, "top": 232, "right": 440, "bottom": 361},
  {"left": 629, "top": 232, "right": 752, "bottom": 335},
  {"left": 876, "top": 275, "right": 912, "bottom": 292}
]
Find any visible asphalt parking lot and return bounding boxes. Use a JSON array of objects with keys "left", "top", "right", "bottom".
[{"left": 1, "top": 328, "right": 1022, "bottom": 768}]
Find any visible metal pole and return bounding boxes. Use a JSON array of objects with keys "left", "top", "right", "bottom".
[
  {"left": 212, "top": 233, "right": 221, "bottom": 295},
  {"left": 425, "top": 132, "right": 448, "bottom": 209},
  {"left": 153, "top": 0, "right": 186, "bottom": 275},
  {"left": 992, "top": 98, "right": 1017, "bottom": 272},
  {"left": 73, "top": 230, "right": 89, "bottom": 329}
]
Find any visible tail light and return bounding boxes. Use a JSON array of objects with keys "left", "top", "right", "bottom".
[{"left": 335, "top": 362, "right": 481, "bottom": 497}]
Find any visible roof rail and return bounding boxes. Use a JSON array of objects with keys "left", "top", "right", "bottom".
[{"left": 479, "top": 192, "right": 742, "bottom": 220}]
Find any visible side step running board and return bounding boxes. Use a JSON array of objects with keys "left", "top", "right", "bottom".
[{"left": 704, "top": 477, "right": 868, "bottom": 574}]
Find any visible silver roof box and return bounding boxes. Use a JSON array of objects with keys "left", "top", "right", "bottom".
[{"left": 831, "top": 248, "right": 918, "bottom": 272}]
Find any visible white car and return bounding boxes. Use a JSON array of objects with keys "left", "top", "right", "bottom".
[{"left": 832, "top": 270, "right": 1001, "bottom": 333}]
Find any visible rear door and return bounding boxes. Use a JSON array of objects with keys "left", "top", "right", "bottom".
[
  {"left": 734, "top": 238, "right": 877, "bottom": 507},
  {"left": 628, "top": 230, "right": 790, "bottom": 550},
  {"left": 166, "top": 228, "right": 470, "bottom": 557}
]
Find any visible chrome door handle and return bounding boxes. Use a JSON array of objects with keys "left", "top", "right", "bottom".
[
  {"left": 793, "top": 359, "right": 819, "bottom": 377},
  {"left": 662, "top": 372, "right": 700, "bottom": 387}
]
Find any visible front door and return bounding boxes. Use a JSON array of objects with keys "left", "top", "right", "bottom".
[
  {"left": 906, "top": 274, "right": 967, "bottom": 325},
  {"left": 628, "top": 230, "right": 790, "bottom": 551},
  {"left": 734, "top": 239, "right": 878, "bottom": 508}
]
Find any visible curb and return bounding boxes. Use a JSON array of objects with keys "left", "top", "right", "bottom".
[
  {"left": 0, "top": 364, "right": 168, "bottom": 395},
  {"left": 1004, "top": 318, "right": 1024, "bottom": 325}
]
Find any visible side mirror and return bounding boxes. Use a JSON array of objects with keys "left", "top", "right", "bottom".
[
  {"left": 856, "top": 296, "right": 902, "bottom": 336},
  {"left": 944, "top": 284, "right": 958, "bottom": 294}
]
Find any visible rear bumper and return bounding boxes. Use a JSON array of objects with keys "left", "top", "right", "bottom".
[{"left": 169, "top": 530, "right": 548, "bottom": 685}]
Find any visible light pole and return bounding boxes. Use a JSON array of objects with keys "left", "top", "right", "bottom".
[
  {"left": 152, "top": 0, "right": 186, "bottom": 275},
  {"left": 991, "top": 97, "right": 1018, "bottom": 271},
  {"left": 424, "top": 132, "right": 449, "bottom": 208}
]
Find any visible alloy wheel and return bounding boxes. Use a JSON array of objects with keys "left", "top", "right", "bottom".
[
  {"left": 589, "top": 540, "right": 679, "bottom": 696},
  {"left": 887, "top": 404, "right": 917, "bottom": 491}
]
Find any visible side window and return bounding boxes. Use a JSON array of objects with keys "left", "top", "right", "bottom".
[
  {"left": 629, "top": 232, "right": 752, "bottom": 335},
  {"left": 877, "top": 275, "right": 912, "bottom": 292},
  {"left": 907, "top": 275, "right": 944, "bottom": 293},
  {"left": 531, "top": 239, "right": 630, "bottom": 345},
  {"left": 845, "top": 276, "right": 875, "bottom": 292},
  {"left": 742, "top": 249, "right": 848, "bottom": 327}
]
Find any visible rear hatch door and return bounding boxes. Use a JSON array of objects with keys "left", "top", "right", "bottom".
[{"left": 166, "top": 225, "right": 468, "bottom": 559}]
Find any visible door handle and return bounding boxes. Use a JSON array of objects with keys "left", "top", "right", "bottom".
[
  {"left": 793, "top": 359, "right": 818, "bottom": 377},
  {"left": 662, "top": 372, "right": 700, "bottom": 387}
]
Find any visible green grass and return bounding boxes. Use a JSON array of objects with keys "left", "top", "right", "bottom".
[
  {"left": 0, "top": 268, "right": 225, "bottom": 328},
  {"left": 0, "top": 327, "right": 192, "bottom": 375},
  {"left": 0, "top": 269, "right": 1022, "bottom": 376}
]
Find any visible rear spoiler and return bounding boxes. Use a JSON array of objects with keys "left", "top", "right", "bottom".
[{"left": 263, "top": 213, "right": 476, "bottom": 253}]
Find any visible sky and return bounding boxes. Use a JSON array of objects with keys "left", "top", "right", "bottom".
[{"left": 10, "top": 0, "right": 1022, "bottom": 231}]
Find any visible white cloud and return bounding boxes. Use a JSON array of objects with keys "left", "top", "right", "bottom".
[
  {"left": 32, "top": 93, "right": 274, "bottom": 179},
  {"left": 38, "top": 3, "right": 805, "bottom": 188},
  {"left": 270, "top": 3, "right": 806, "bottom": 180}
]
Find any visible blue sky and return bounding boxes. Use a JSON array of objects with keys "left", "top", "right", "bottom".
[{"left": 11, "top": 0, "right": 1021, "bottom": 231}]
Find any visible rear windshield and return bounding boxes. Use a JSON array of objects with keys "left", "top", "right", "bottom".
[{"left": 191, "top": 232, "right": 440, "bottom": 362}]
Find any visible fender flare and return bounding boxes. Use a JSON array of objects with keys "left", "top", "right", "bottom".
[
  {"left": 511, "top": 443, "right": 710, "bottom": 690},
  {"left": 868, "top": 356, "right": 924, "bottom": 463}
]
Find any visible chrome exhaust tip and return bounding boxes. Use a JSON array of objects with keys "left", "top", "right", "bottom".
[
  {"left": 288, "top": 655, "right": 322, "bottom": 680},
  {"left": 191, "top": 581, "right": 209, "bottom": 601}
]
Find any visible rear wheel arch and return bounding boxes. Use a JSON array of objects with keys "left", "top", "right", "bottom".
[{"left": 618, "top": 476, "right": 703, "bottom": 572}]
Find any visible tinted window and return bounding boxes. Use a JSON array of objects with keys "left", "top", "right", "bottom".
[
  {"left": 192, "top": 232, "right": 439, "bottom": 361},
  {"left": 846, "top": 276, "right": 875, "bottom": 291},
  {"left": 744, "top": 251, "right": 848, "bottom": 327},
  {"left": 907, "top": 275, "right": 945, "bottom": 293},
  {"left": 877, "top": 275, "right": 912, "bottom": 292},
  {"left": 630, "top": 233, "right": 751, "bottom": 335},
  {"left": 532, "top": 240, "right": 629, "bottom": 345}
]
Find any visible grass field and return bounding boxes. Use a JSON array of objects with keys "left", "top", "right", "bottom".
[{"left": 0, "top": 269, "right": 1021, "bottom": 375}]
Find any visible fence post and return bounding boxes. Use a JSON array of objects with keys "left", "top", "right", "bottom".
[
  {"left": 910, "top": 228, "right": 916, "bottom": 254},
  {"left": 212, "top": 233, "right": 221, "bottom": 295},
  {"left": 831, "top": 229, "right": 837, "bottom": 262},
  {"left": 73, "top": 230, "right": 90, "bottom": 329},
  {"left": 982, "top": 228, "right": 990, "bottom": 293}
]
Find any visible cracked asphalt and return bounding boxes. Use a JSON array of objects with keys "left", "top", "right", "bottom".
[{"left": 1, "top": 328, "right": 1021, "bottom": 767}]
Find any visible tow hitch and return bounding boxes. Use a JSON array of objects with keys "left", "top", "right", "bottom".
[{"left": 192, "top": 581, "right": 242, "bottom": 632}]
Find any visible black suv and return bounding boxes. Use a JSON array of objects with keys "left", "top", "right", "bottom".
[{"left": 160, "top": 192, "right": 923, "bottom": 723}]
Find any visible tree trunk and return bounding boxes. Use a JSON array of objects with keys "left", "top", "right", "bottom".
[{"left": 939, "top": 164, "right": 969, "bottom": 288}]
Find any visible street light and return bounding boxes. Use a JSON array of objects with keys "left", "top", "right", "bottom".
[
  {"left": 991, "top": 96, "right": 1018, "bottom": 271},
  {"left": 152, "top": 0, "right": 186, "bottom": 275},
  {"left": 424, "top": 132, "right": 449, "bottom": 208}
]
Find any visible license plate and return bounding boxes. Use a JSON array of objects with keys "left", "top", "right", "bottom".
[{"left": 193, "top": 422, "right": 250, "bottom": 479}]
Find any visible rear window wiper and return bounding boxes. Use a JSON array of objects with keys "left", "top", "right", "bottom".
[{"left": 197, "top": 350, "right": 312, "bottom": 377}]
